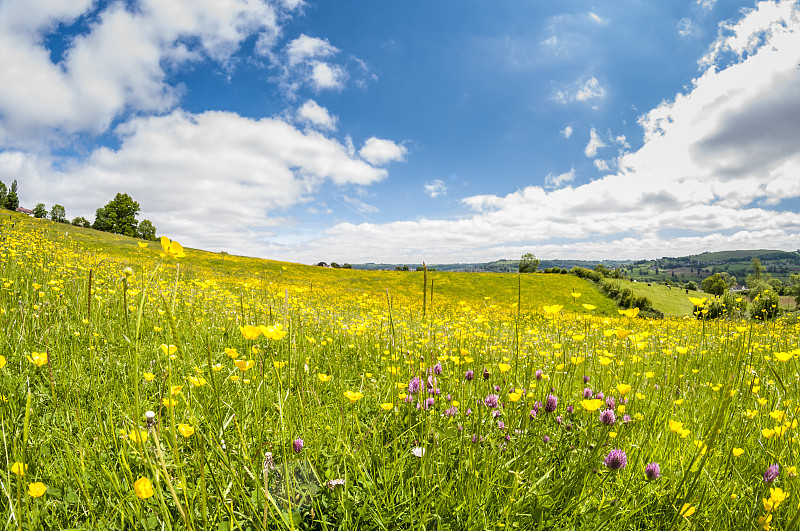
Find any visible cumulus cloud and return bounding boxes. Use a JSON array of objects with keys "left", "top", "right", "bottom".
[
  {"left": 297, "top": 99, "right": 337, "bottom": 131},
  {"left": 358, "top": 137, "right": 408, "bottom": 166},
  {"left": 554, "top": 76, "right": 606, "bottom": 104},
  {"left": 7, "top": 110, "right": 391, "bottom": 253},
  {"left": 286, "top": 34, "right": 338, "bottom": 66},
  {"left": 249, "top": 1, "right": 800, "bottom": 263},
  {"left": 0, "top": 0, "right": 288, "bottom": 145},
  {"left": 424, "top": 179, "right": 448, "bottom": 198},
  {"left": 544, "top": 168, "right": 576, "bottom": 189},
  {"left": 584, "top": 128, "right": 607, "bottom": 158},
  {"left": 560, "top": 125, "right": 573, "bottom": 138}
]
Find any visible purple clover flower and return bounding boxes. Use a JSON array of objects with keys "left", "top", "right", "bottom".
[
  {"left": 595, "top": 392, "right": 605, "bottom": 401},
  {"left": 292, "top": 438, "right": 304, "bottom": 454},
  {"left": 433, "top": 363, "right": 443, "bottom": 375},
  {"left": 606, "top": 396, "right": 616, "bottom": 410},
  {"left": 529, "top": 409, "right": 537, "bottom": 420},
  {"left": 623, "top": 414, "right": 631, "bottom": 423},
  {"left": 408, "top": 377, "right": 420, "bottom": 394},
  {"left": 425, "top": 397, "right": 435, "bottom": 409},
  {"left": 583, "top": 388, "right": 593, "bottom": 399},
  {"left": 535, "top": 369, "right": 543, "bottom": 381},
  {"left": 544, "top": 394, "right": 558, "bottom": 413},
  {"left": 485, "top": 394, "right": 499, "bottom": 408},
  {"left": 764, "top": 464, "right": 780, "bottom": 483},
  {"left": 543, "top": 435, "right": 550, "bottom": 443},
  {"left": 604, "top": 449, "right": 627, "bottom": 471},
  {"left": 599, "top": 409, "right": 616, "bottom": 426},
  {"left": 583, "top": 375, "right": 590, "bottom": 383},
  {"left": 566, "top": 405, "right": 573, "bottom": 414},
  {"left": 645, "top": 462, "right": 660, "bottom": 480},
  {"left": 483, "top": 368, "right": 490, "bottom": 380},
  {"left": 444, "top": 406, "right": 458, "bottom": 417},
  {"left": 465, "top": 369, "right": 474, "bottom": 381}
]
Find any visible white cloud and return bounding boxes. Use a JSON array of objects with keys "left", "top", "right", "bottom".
[
  {"left": 340, "top": 194, "right": 379, "bottom": 214},
  {"left": 297, "top": 100, "right": 338, "bottom": 131},
  {"left": 584, "top": 128, "right": 607, "bottom": 158},
  {"left": 588, "top": 12, "right": 608, "bottom": 25},
  {"left": 0, "top": 0, "right": 286, "bottom": 145},
  {"left": 8, "top": 110, "right": 393, "bottom": 253},
  {"left": 554, "top": 76, "right": 606, "bottom": 105},
  {"left": 309, "top": 61, "right": 347, "bottom": 91},
  {"left": 678, "top": 18, "right": 694, "bottom": 37},
  {"left": 559, "top": 125, "right": 573, "bottom": 138},
  {"left": 247, "top": 1, "right": 800, "bottom": 263},
  {"left": 286, "top": 34, "right": 339, "bottom": 66},
  {"left": 359, "top": 137, "right": 408, "bottom": 166},
  {"left": 544, "top": 168, "right": 575, "bottom": 188},
  {"left": 424, "top": 179, "right": 448, "bottom": 198},
  {"left": 593, "top": 159, "right": 610, "bottom": 172},
  {"left": 696, "top": 0, "right": 717, "bottom": 10},
  {"left": 575, "top": 77, "right": 606, "bottom": 102}
]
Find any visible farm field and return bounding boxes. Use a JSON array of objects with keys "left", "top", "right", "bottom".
[{"left": 2, "top": 212, "right": 800, "bottom": 530}]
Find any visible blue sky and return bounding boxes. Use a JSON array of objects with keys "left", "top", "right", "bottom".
[{"left": 1, "top": 0, "right": 800, "bottom": 263}]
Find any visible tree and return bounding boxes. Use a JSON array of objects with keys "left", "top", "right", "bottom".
[
  {"left": 137, "top": 219, "right": 157, "bottom": 241},
  {"left": 519, "top": 253, "right": 540, "bottom": 273},
  {"left": 700, "top": 273, "right": 729, "bottom": 296},
  {"left": 0, "top": 181, "right": 6, "bottom": 206},
  {"left": 33, "top": 203, "right": 47, "bottom": 218},
  {"left": 746, "top": 257, "right": 771, "bottom": 299},
  {"left": 790, "top": 273, "right": 800, "bottom": 307},
  {"left": 72, "top": 216, "right": 91, "bottom": 228},
  {"left": 49, "top": 204, "right": 67, "bottom": 223},
  {"left": 94, "top": 193, "right": 140, "bottom": 236},
  {"left": 4, "top": 180, "right": 19, "bottom": 210}
]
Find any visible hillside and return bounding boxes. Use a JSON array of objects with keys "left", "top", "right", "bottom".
[{"left": 4, "top": 211, "right": 619, "bottom": 317}]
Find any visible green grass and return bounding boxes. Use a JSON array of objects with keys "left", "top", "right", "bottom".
[
  {"left": 2, "top": 211, "right": 800, "bottom": 530},
  {"left": 613, "top": 280, "right": 712, "bottom": 316}
]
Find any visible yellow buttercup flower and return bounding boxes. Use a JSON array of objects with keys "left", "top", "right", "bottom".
[
  {"left": 616, "top": 383, "right": 632, "bottom": 396},
  {"left": 27, "top": 352, "right": 48, "bottom": 366},
  {"left": 380, "top": 403, "right": 394, "bottom": 411},
  {"left": 134, "top": 476, "right": 154, "bottom": 499},
  {"left": 225, "top": 347, "right": 239, "bottom": 358},
  {"left": 732, "top": 447, "right": 744, "bottom": 457},
  {"left": 160, "top": 236, "right": 186, "bottom": 259},
  {"left": 582, "top": 304, "right": 596, "bottom": 311},
  {"left": 239, "top": 325, "right": 261, "bottom": 340},
  {"left": 178, "top": 423, "right": 195, "bottom": 438},
  {"left": 0, "top": 355, "right": 6, "bottom": 369},
  {"left": 679, "top": 503, "right": 696, "bottom": 518},
  {"left": 498, "top": 363, "right": 511, "bottom": 373},
  {"left": 344, "top": 390, "right": 363, "bottom": 403},
  {"left": 143, "top": 372, "right": 155, "bottom": 382},
  {"left": 318, "top": 373, "right": 332, "bottom": 382},
  {"left": 27, "top": 482, "right": 47, "bottom": 498},
  {"left": 235, "top": 359, "right": 255, "bottom": 372},
  {"left": 159, "top": 344, "right": 177, "bottom": 357},
  {"left": 11, "top": 462, "right": 27, "bottom": 476},
  {"left": 580, "top": 399, "right": 603, "bottom": 412},
  {"left": 508, "top": 391, "right": 522, "bottom": 402}
]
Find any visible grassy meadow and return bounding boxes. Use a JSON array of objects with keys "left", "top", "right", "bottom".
[{"left": 2, "top": 211, "right": 800, "bottom": 530}]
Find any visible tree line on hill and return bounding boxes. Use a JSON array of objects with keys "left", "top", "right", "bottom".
[{"left": 1, "top": 179, "right": 157, "bottom": 241}]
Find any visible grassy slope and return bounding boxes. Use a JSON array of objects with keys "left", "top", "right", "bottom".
[
  {"left": 612, "top": 280, "right": 710, "bottom": 315},
  {"left": 7, "top": 212, "right": 620, "bottom": 316}
]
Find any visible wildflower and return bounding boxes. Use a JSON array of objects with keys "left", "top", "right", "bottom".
[
  {"left": 508, "top": 390, "right": 523, "bottom": 402},
  {"left": 623, "top": 414, "right": 631, "bottom": 423},
  {"left": 464, "top": 369, "right": 474, "bottom": 381},
  {"left": 433, "top": 363, "right": 443, "bottom": 375},
  {"left": 343, "top": 390, "right": 363, "bottom": 403},
  {"left": 543, "top": 435, "right": 550, "bottom": 443},
  {"left": 408, "top": 377, "right": 420, "bottom": 394},
  {"left": 606, "top": 396, "right": 616, "bottom": 410},
  {"left": 645, "top": 462, "right": 660, "bottom": 480},
  {"left": 27, "top": 482, "right": 47, "bottom": 497},
  {"left": 170, "top": 385, "right": 183, "bottom": 396},
  {"left": 159, "top": 344, "right": 178, "bottom": 357},
  {"left": 536, "top": 370, "right": 544, "bottom": 380},
  {"left": 225, "top": 348, "right": 239, "bottom": 358},
  {"left": 485, "top": 394, "right": 499, "bottom": 408},
  {"left": 11, "top": 462, "right": 27, "bottom": 476},
  {"left": 293, "top": 438, "right": 304, "bottom": 454},
  {"left": 0, "top": 355, "right": 6, "bottom": 369},
  {"left": 327, "top": 478, "right": 345, "bottom": 489},
  {"left": 178, "top": 424, "right": 195, "bottom": 438},
  {"left": 318, "top": 373, "right": 332, "bottom": 382},
  {"left": 188, "top": 376, "right": 207, "bottom": 387},
  {"left": 160, "top": 236, "right": 186, "bottom": 259},
  {"left": 600, "top": 409, "right": 616, "bottom": 426},
  {"left": 27, "top": 352, "right": 48, "bottom": 366},
  {"left": 412, "top": 447, "right": 425, "bottom": 458},
  {"left": 380, "top": 402, "right": 394, "bottom": 411},
  {"left": 679, "top": 503, "right": 696, "bottom": 518},
  {"left": 424, "top": 397, "right": 435, "bottom": 409},
  {"left": 616, "top": 383, "right": 632, "bottom": 396},
  {"left": 583, "top": 388, "right": 593, "bottom": 399},
  {"left": 234, "top": 359, "right": 255, "bottom": 372},
  {"left": 764, "top": 464, "right": 779, "bottom": 483},
  {"left": 498, "top": 363, "right": 511, "bottom": 373},
  {"left": 143, "top": 372, "right": 155, "bottom": 382},
  {"left": 582, "top": 304, "right": 596, "bottom": 311},
  {"left": 483, "top": 368, "right": 491, "bottom": 380},
  {"left": 129, "top": 430, "right": 148, "bottom": 443},
  {"left": 444, "top": 406, "right": 458, "bottom": 417},
  {"left": 604, "top": 449, "right": 627, "bottom": 470},
  {"left": 239, "top": 325, "right": 261, "bottom": 340},
  {"left": 529, "top": 409, "right": 537, "bottom": 419},
  {"left": 134, "top": 476, "right": 154, "bottom": 499},
  {"left": 544, "top": 394, "right": 558, "bottom": 413}
]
